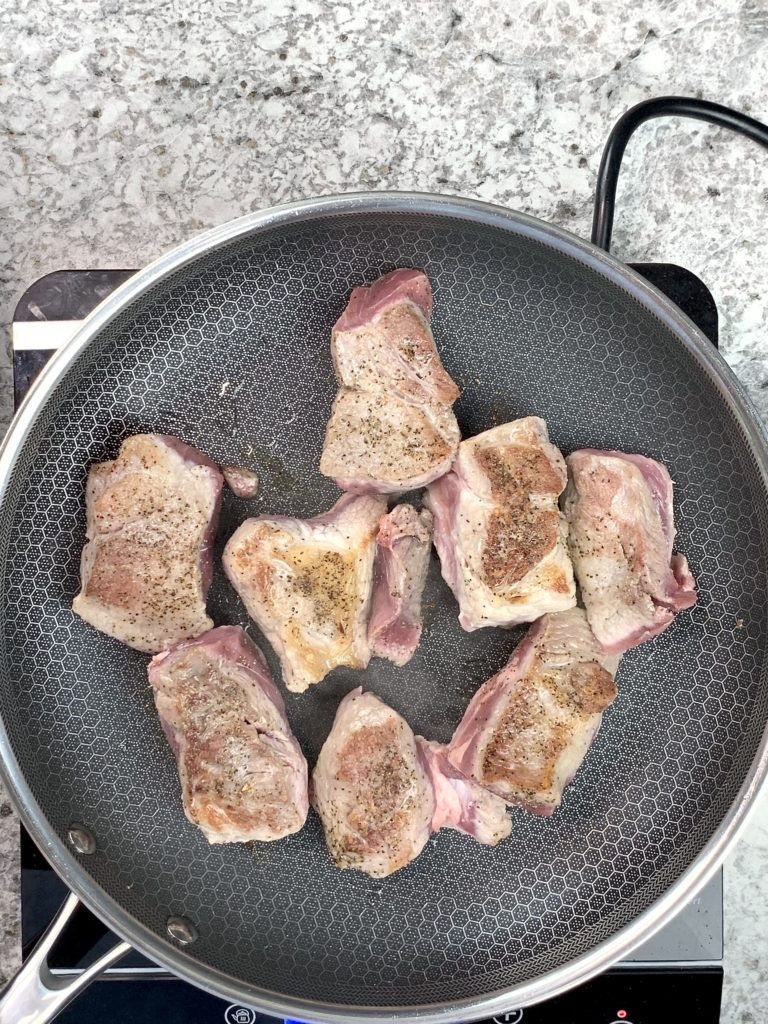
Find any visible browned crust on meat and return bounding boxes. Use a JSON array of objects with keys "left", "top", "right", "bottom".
[
  {"left": 481, "top": 507, "right": 559, "bottom": 588},
  {"left": 227, "top": 523, "right": 367, "bottom": 680},
  {"left": 186, "top": 738, "right": 290, "bottom": 835},
  {"left": 330, "top": 721, "right": 421, "bottom": 870},
  {"left": 85, "top": 527, "right": 201, "bottom": 613},
  {"left": 231, "top": 523, "right": 356, "bottom": 611},
  {"left": 481, "top": 661, "right": 617, "bottom": 796},
  {"left": 476, "top": 445, "right": 563, "bottom": 502},
  {"left": 227, "top": 523, "right": 275, "bottom": 596},
  {"left": 555, "top": 662, "right": 618, "bottom": 715},
  {"left": 474, "top": 444, "right": 564, "bottom": 589},
  {"left": 285, "top": 548, "right": 355, "bottom": 629},
  {"left": 539, "top": 564, "right": 573, "bottom": 595},
  {"left": 167, "top": 650, "right": 299, "bottom": 836}
]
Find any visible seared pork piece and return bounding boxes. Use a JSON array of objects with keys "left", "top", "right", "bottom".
[
  {"left": 425, "top": 417, "right": 576, "bottom": 631},
  {"left": 563, "top": 449, "right": 697, "bottom": 654},
  {"left": 73, "top": 434, "right": 223, "bottom": 653},
  {"left": 449, "top": 609, "right": 619, "bottom": 815},
  {"left": 368, "top": 503, "right": 433, "bottom": 666},
  {"left": 149, "top": 626, "right": 308, "bottom": 843},
  {"left": 223, "top": 494, "right": 386, "bottom": 692},
  {"left": 320, "top": 269, "right": 461, "bottom": 493},
  {"left": 312, "top": 688, "right": 435, "bottom": 877},
  {"left": 418, "top": 740, "right": 511, "bottom": 845}
]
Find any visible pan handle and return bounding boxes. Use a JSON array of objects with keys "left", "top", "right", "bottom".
[
  {"left": 591, "top": 95, "right": 768, "bottom": 253},
  {"left": 0, "top": 892, "right": 131, "bottom": 1024}
]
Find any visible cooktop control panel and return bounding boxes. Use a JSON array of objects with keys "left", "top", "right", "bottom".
[
  {"left": 48, "top": 967, "right": 723, "bottom": 1024},
  {"left": 480, "top": 967, "right": 723, "bottom": 1022}
]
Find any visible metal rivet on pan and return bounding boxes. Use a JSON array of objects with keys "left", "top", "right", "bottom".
[
  {"left": 166, "top": 916, "right": 198, "bottom": 945},
  {"left": 67, "top": 825, "right": 96, "bottom": 855}
]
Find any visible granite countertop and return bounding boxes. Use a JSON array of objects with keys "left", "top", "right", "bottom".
[{"left": 1, "top": 0, "right": 767, "bottom": 1019}]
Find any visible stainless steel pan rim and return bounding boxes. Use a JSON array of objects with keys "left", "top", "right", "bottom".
[{"left": 0, "top": 190, "right": 766, "bottom": 1022}]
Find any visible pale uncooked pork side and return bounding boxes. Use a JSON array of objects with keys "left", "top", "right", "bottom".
[
  {"left": 368, "top": 503, "right": 433, "bottom": 666},
  {"left": 564, "top": 449, "right": 697, "bottom": 654}
]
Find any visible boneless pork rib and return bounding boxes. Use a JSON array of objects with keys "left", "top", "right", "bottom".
[
  {"left": 312, "top": 689, "right": 435, "bottom": 877},
  {"left": 223, "top": 494, "right": 386, "bottom": 692},
  {"left": 73, "top": 434, "right": 223, "bottom": 653},
  {"left": 368, "top": 503, "right": 433, "bottom": 666},
  {"left": 449, "top": 609, "right": 619, "bottom": 815},
  {"left": 563, "top": 449, "right": 697, "bottom": 654},
  {"left": 426, "top": 417, "right": 576, "bottom": 630},
  {"left": 312, "top": 689, "right": 510, "bottom": 877},
  {"left": 149, "top": 626, "right": 308, "bottom": 843},
  {"left": 320, "top": 269, "right": 461, "bottom": 493}
]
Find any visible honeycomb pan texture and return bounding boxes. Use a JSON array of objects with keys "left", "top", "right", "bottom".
[{"left": 0, "top": 209, "right": 766, "bottom": 1011}]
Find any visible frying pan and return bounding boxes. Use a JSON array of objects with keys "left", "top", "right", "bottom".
[{"left": 2, "top": 97, "right": 768, "bottom": 1024}]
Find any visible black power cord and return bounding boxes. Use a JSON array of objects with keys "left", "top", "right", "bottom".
[{"left": 591, "top": 96, "right": 768, "bottom": 253}]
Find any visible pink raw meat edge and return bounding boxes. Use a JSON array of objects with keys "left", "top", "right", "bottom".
[{"left": 333, "top": 268, "right": 433, "bottom": 333}]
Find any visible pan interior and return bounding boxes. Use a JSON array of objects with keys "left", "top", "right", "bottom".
[{"left": 0, "top": 209, "right": 766, "bottom": 1009}]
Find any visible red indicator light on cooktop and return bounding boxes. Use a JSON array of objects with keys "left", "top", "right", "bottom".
[{"left": 617, "top": 1012, "right": 627, "bottom": 1020}]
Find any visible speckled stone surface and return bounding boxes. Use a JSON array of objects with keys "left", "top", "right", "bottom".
[{"left": 0, "top": 0, "right": 766, "bottom": 1017}]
